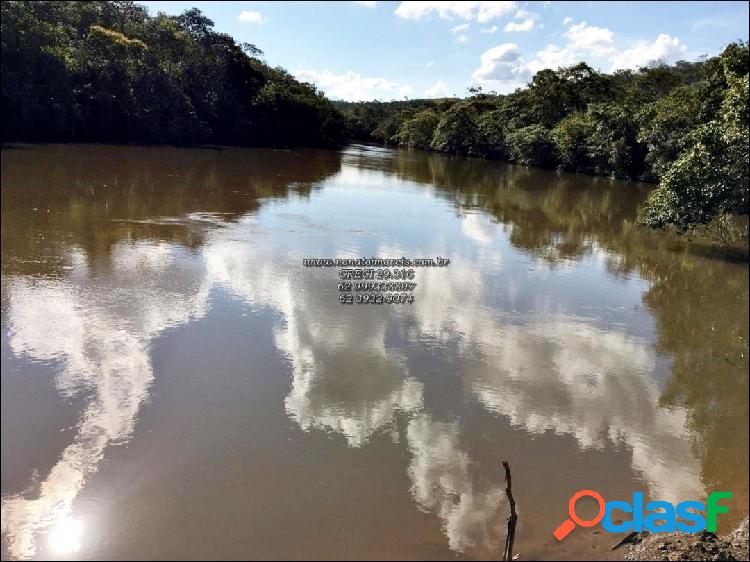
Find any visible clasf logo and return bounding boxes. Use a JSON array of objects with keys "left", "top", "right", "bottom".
[{"left": 553, "top": 490, "right": 733, "bottom": 540}]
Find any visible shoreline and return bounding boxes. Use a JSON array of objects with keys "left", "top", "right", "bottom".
[{"left": 625, "top": 517, "right": 749, "bottom": 561}]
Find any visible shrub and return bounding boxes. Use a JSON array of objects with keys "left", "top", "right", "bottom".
[{"left": 507, "top": 124, "right": 557, "bottom": 168}]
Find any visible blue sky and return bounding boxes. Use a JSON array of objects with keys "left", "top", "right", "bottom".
[{"left": 141, "top": 1, "right": 749, "bottom": 100}]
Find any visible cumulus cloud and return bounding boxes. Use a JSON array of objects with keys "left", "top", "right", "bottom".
[
  {"left": 480, "top": 25, "right": 498, "bottom": 33},
  {"left": 425, "top": 61, "right": 435, "bottom": 68},
  {"left": 450, "top": 22, "right": 470, "bottom": 33},
  {"left": 473, "top": 20, "right": 625, "bottom": 87},
  {"left": 610, "top": 33, "right": 688, "bottom": 71},
  {"left": 425, "top": 80, "right": 453, "bottom": 98},
  {"left": 472, "top": 43, "right": 530, "bottom": 83},
  {"left": 237, "top": 10, "right": 267, "bottom": 24},
  {"left": 512, "top": 19, "right": 689, "bottom": 76},
  {"left": 395, "top": 1, "right": 516, "bottom": 22},
  {"left": 503, "top": 8, "right": 539, "bottom": 32},
  {"left": 295, "top": 69, "right": 411, "bottom": 101},
  {"left": 526, "top": 43, "right": 576, "bottom": 73},
  {"left": 564, "top": 20, "right": 618, "bottom": 59}
]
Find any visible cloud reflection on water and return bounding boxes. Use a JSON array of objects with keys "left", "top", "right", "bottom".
[{"left": 1, "top": 152, "right": 716, "bottom": 559}]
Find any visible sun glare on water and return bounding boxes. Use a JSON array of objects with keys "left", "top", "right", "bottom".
[{"left": 48, "top": 518, "right": 84, "bottom": 555}]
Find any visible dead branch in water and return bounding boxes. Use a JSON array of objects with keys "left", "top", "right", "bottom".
[{"left": 502, "top": 461, "right": 518, "bottom": 561}]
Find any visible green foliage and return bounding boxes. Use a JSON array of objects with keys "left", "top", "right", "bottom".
[
  {"left": 476, "top": 110, "right": 508, "bottom": 159},
  {"left": 430, "top": 102, "right": 480, "bottom": 155},
  {"left": 641, "top": 47, "right": 749, "bottom": 229},
  {"left": 637, "top": 85, "right": 703, "bottom": 180},
  {"left": 585, "top": 103, "right": 644, "bottom": 179},
  {"left": 339, "top": 43, "right": 747, "bottom": 233},
  {"left": 3, "top": 2, "right": 747, "bottom": 232},
  {"left": 552, "top": 113, "right": 595, "bottom": 172},
  {"left": 506, "top": 124, "right": 556, "bottom": 168},
  {"left": 641, "top": 123, "right": 735, "bottom": 228},
  {"left": 1, "top": 1, "right": 346, "bottom": 147},
  {"left": 393, "top": 109, "right": 439, "bottom": 149}
]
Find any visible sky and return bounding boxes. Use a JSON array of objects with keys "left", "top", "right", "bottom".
[{"left": 140, "top": 1, "right": 750, "bottom": 101}]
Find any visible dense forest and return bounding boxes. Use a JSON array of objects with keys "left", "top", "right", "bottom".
[
  {"left": 1, "top": 1, "right": 346, "bottom": 147},
  {"left": 339, "top": 44, "right": 749, "bottom": 233},
  {"left": 1, "top": 1, "right": 748, "bottom": 234}
]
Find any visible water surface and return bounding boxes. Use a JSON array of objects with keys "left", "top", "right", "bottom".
[{"left": 1, "top": 144, "right": 748, "bottom": 560}]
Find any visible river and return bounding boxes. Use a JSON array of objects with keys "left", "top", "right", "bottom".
[{"left": 1, "top": 144, "right": 748, "bottom": 560}]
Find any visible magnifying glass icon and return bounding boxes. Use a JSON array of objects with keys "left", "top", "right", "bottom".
[{"left": 553, "top": 490, "right": 606, "bottom": 541}]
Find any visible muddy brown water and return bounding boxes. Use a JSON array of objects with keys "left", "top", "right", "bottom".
[{"left": 1, "top": 144, "right": 748, "bottom": 560}]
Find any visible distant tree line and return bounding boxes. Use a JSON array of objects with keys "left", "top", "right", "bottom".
[
  {"left": 1, "top": 1, "right": 747, "bottom": 233},
  {"left": 1, "top": 1, "right": 347, "bottom": 147},
  {"left": 339, "top": 44, "right": 749, "bottom": 232}
]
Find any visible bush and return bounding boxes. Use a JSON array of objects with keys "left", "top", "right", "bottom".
[
  {"left": 393, "top": 110, "right": 439, "bottom": 149},
  {"left": 637, "top": 85, "right": 703, "bottom": 180},
  {"left": 476, "top": 110, "right": 508, "bottom": 159},
  {"left": 640, "top": 68, "right": 749, "bottom": 229},
  {"left": 585, "top": 103, "right": 644, "bottom": 178},
  {"left": 552, "top": 113, "right": 595, "bottom": 172},
  {"left": 507, "top": 124, "right": 557, "bottom": 168},
  {"left": 430, "top": 103, "right": 480, "bottom": 155}
]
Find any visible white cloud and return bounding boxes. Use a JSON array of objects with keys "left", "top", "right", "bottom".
[
  {"left": 527, "top": 43, "right": 576, "bottom": 73},
  {"left": 354, "top": 1, "right": 377, "bottom": 7},
  {"left": 394, "top": 1, "right": 516, "bottom": 22},
  {"left": 504, "top": 19, "right": 533, "bottom": 32},
  {"left": 295, "top": 69, "right": 411, "bottom": 101},
  {"left": 475, "top": 1, "right": 518, "bottom": 22},
  {"left": 450, "top": 22, "right": 470, "bottom": 33},
  {"left": 502, "top": 22, "right": 689, "bottom": 79},
  {"left": 610, "top": 33, "right": 688, "bottom": 71},
  {"left": 237, "top": 10, "right": 267, "bottom": 24},
  {"left": 480, "top": 25, "right": 498, "bottom": 33},
  {"left": 399, "top": 84, "right": 414, "bottom": 98},
  {"left": 456, "top": 34, "right": 469, "bottom": 43},
  {"left": 472, "top": 43, "right": 530, "bottom": 83},
  {"left": 425, "top": 80, "right": 453, "bottom": 98},
  {"left": 425, "top": 61, "right": 435, "bottom": 68},
  {"left": 564, "top": 21, "right": 618, "bottom": 59},
  {"left": 504, "top": 9, "right": 539, "bottom": 32},
  {"left": 563, "top": 16, "right": 573, "bottom": 25}
]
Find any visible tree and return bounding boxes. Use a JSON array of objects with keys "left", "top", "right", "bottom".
[
  {"left": 641, "top": 75, "right": 749, "bottom": 228},
  {"left": 553, "top": 113, "right": 595, "bottom": 172},
  {"left": 637, "top": 85, "right": 703, "bottom": 180},
  {"left": 393, "top": 109, "right": 439, "bottom": 149},
  {"left": 430, "top": 102, "right": 480, "bottom": 155},
  {"left": 506, "top": 124, "right": 557, "bottom": 168},
  {"left": 1, "top": 1, "right": 347, "bottom": 147},
  {"left": 476, "top": 110, "right": 508, "bottom": 159}
]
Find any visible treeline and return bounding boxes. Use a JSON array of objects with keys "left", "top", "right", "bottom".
[
  {"left": 340, "top": 44, "right": 749, "bottom": 231},
  {"left": 1, "top": 1, "right": 346, "bottom": 147},
  {"left": 2, "top": 1, "right": 747, "bottom": 233}
]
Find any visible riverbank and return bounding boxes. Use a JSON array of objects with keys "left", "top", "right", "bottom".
[{"left": 625, "top": 517, "right": 749, "bottom": 561}]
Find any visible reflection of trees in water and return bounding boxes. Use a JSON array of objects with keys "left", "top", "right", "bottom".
[
  {"left": 0, "top": 146, "right": 343, "bottom": 559},
  {"left": 1, "top": 145, "right": 342, "bottom": 277},
  {"left": 1, "top": 144, "right": 747, "bottom": 556},
  {"left": 381, "top": 147, "right": 749, "bottom": 528},
  {"left": 645, "top": 259, "right": 749, "bottom": 525}
]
